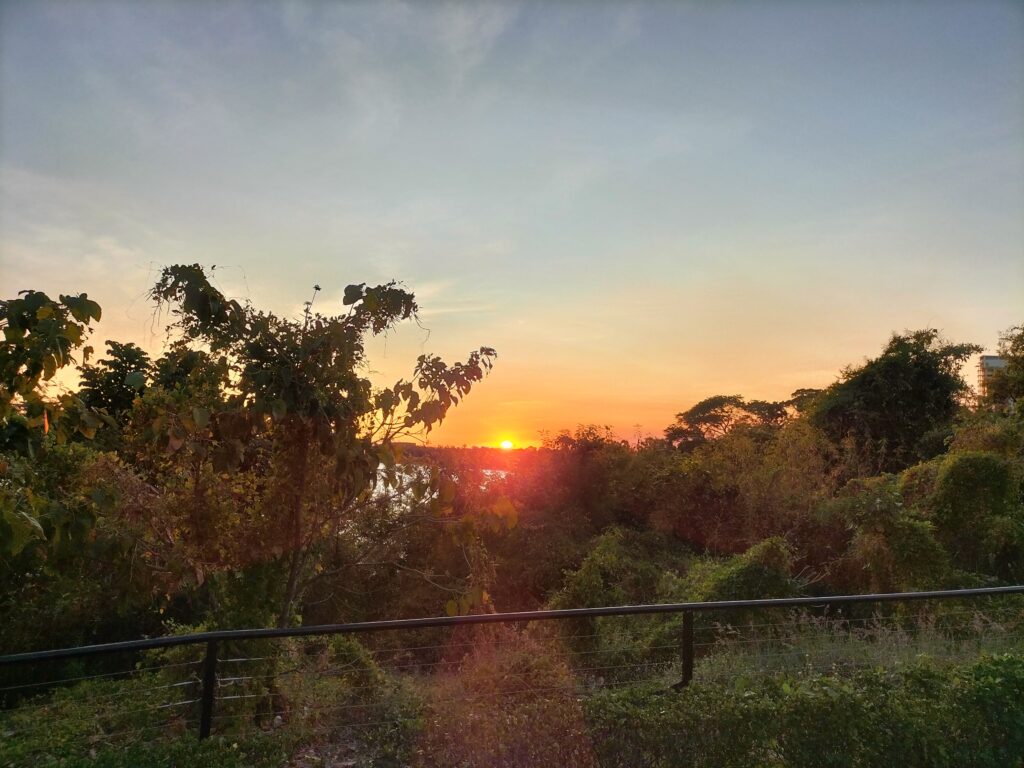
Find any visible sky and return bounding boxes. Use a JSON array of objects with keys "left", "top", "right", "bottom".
[{"left": 1, "top": 0, "right": 1022, "bottom": 447}]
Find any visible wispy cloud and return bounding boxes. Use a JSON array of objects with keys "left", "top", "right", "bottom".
[
  {"left": 2, "top": 0, "right": 1021, "bottom": 448},
  {"left": 432, "top": 2, "right": 520, "bottom": 90},
  {"left": 417, "top": 301, "right": 495, "bottom": 320}
]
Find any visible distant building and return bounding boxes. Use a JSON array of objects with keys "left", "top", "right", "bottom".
[{"left": 978, "top": 355, "right": 1008, "bottom": 399}]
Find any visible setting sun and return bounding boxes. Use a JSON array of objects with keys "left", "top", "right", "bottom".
[{"left": 2, "top": 3, "right": 1023, "bottom": 763}]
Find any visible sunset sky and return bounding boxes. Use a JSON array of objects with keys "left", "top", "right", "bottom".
[{"left": 2, "top": 1, "right": 1022, "bottom": 447}]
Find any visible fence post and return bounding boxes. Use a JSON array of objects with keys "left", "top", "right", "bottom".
[
  {"left": 678, "top": 610, "right": 694, "bottom": 689},
  {"left": 198, "top": 639, "right": 218, "bottom": 740}
]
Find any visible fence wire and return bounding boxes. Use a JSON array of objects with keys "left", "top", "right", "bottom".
[{"left": 2, "top": 595, "right": 1023, "bottom": 766}]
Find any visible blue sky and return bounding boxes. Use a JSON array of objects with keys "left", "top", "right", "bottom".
[{"left": 2, "top": 0, "right": 1022, "bottom": 445}]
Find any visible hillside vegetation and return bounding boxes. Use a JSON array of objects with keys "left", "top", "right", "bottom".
[{"left": 2, "top": 272, "right": 1023, "bottom": 766}]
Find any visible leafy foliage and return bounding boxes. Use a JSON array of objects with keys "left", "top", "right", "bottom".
[
  {"left": 0, "top": 290, "right": 101, "bottom": 417},
  {"left": 665, "top": 394, "right": 788, "bottom": 450},
  {"left": 983, "top": 324, "right": 1024, "bottom": 407},
  {"left": 0, "top": 290, "right": 108, "bottom": 454},
  {"left": 3, "top": 278, "right": 1024, "bottom": 767},
  {"left": 928, "top": 451, "right": 1024, "bottom": 579},
  {"left": 78, "top": 341, "right": 152, "bottom": 416},
  {"left": 824, "top": 475, "right": 950, "bottom": 593},
  {"left": 810, "top": 329, "right": 981, "bottom": 473},
  {"left": 417, "top": 629, "right": 596, "bottom": 768},
  {"left": 585, "top": 654, "right": 1024, "bottom": 768},
  {"left": 144, "top": 265, "right": 497, "bottom": 626}
]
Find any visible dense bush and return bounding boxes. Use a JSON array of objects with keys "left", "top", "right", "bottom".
[
  {"left": 684, "top": 537, "right": 798, "bottom": 603},
  {"left": 415, "top": 628, "right": 596, "bottom": 768},
  {"left": 929, "top": 451, "right": 1024, "bottom": 579},
  {"left": 549, "top": 528, "right": 690, "bottom": 611},
  {"left": 4, "top": 281, "right": 1024, "bottom": 767},
  {"left": 585, "top": 654, "right": 1024, "bottom": 768},
  {"left": 0, "top": 632, "right": 420, "bottom": 768},
  {"left": 823, "top": 475, "right": 950, "bottom": 593},
  {"left": 41, "top": 737, "right": 296, "bottom": 768}
]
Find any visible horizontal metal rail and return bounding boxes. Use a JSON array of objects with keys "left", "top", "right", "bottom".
[
  {"left": 3, "top": 584, "right": 1023, "bottom": 665},
  {"left": 5, "top": 583, "right": 1023, "bottom": 744}
]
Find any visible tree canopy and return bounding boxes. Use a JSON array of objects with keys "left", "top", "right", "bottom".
[
  {"left": 810, "top": 329, "right": 980, "bottom": 473},
  {"left": 665, "top": 394, "right": 788, "bottom": 450},
  {"left": 1, "top": 266, "right": 498, "bottom": 629},
  {"left": 78, "top": 341, "right": 152, "bottom": 416},
  {"left": 984, "top": 324, "right": 1024, "bottom": 407}
]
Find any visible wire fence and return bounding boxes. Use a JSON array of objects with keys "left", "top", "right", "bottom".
[{"left": 2, "top": 586, "right": 1023, "bottom": 766}]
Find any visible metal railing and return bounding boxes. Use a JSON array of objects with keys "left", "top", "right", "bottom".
[{"left": 2, "top": 584, "right": 1023, "bottom": 744}]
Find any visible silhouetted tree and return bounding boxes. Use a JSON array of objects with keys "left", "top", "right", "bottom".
[
  {"left": 983, "top": 324, "right": 1024, "bottom": 408},
  {"left": 665, "top": 395, "right": 787, "bottom": 450},
  {"left": 78, "top": 340, "right": 152, "bottom": 415},
  {"left": 810, "top": 329, "right": 980, "bottom": 473}
]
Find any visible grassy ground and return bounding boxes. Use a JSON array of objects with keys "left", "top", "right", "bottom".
[{"left": 3, "top": 608, "right": 1023, "bottom": 768}]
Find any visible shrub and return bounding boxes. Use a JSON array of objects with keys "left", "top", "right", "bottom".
[
  {"left": 585, "top": 653, "right": 1024, "bottom": 768},
  {"left": 930, "top": 452, "right": 1023, "bottom": 578},
  {"left": 948, "top": 414, "right": 1024, "bottom": 457},
  {"left": 682, "top": 538, "right": 801, "bottom": 631},
  {"left": 55, "top": 735, "right": 295, "bottom": 768},
  {"left": 898, "top": 460, "right": 941, "bottom": 509},
  {"left": 415, "top": 628, "right": 596, "bottom": 768},
  {"left": 826, "top": 476, "right": 950, "bottom": 592},
  {"left": 549, "top": 528, "right": 689, "bottom": 611}
]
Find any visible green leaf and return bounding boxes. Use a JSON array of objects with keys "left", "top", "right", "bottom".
[
  {"left": 271, "top": 399, "right": 288, "bottom": 421},
  {"left": 3, "top": 508, "right": 45, "bottom": 556},
  {"left": 84, "top": 297, "right": 102, "bottom": 321},
  {"left": 439, "top": 476, "right": 457, "bottom": 505},
  {"left": 62, "top": 323, "right": 83, "bottom": 344},
  {"left": 167, "top": 427, "right": 186, "bottom": 453},
  {"left": 77, "top": 418, "right": 98, "bottom": 440},
  {"left": 66, "top": 303, "right": 89, "bottom": 323},
  {"left": 343, "top": 284, "right": 365, "bottom": 306},
  {"left": 124, "top": 370, "right": 147, "bottom": 391},
  {"left": 490, "top": 496, "right": 518, "bottom": 528},
  {"left": 212, "top": 440, "right": 244, "bottom": 472},
  {"left": 42, "top": 355, "right": 58, "bottom": 380},
  {"left": 90, "top": 486, "right": 118, "bottom": 513},
  {"left": 192, "top": 407, "right": 211, "bottom": 429}
]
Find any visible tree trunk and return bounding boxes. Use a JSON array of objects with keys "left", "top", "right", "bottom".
[
  {"left": 277, "top": 423, "right": 309, "bottom": 628},
  {"left": 278, "top": 547, "right": 304, "bottom": 628}
]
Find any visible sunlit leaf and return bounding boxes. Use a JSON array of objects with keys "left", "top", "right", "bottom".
[
  {"left": 192, "top": 407, "right": 211, "bottom": 429},
  {"left": 3, "top": 508, "right": 45, "bottom": 556}
]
